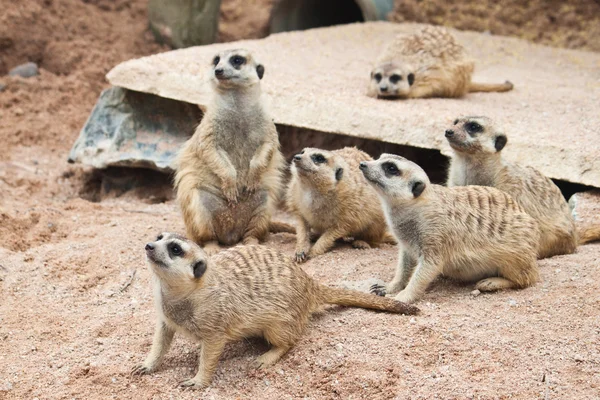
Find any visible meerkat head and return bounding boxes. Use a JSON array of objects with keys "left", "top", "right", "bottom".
[
  {"left": 359, "top": 154, "right": 429, "bottom": 204},
  {"left": 210, "top": 49, "right": 265, "bottom": 90},
  {"left": 368, "top": 62, "right": 415, "bottom": 99},
  {"left": 291, "top": 148, "right": 345, "bottom": 190},
  {"left": 445, "top": 116, "right": 508, "bottom": 155},
  {"left": 145, "top": 232, "right": 209, "bottom": 290}
]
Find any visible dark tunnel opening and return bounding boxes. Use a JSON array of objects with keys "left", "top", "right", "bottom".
[{"left": 270, "top": 0, "right": 366, "bottom": 34}]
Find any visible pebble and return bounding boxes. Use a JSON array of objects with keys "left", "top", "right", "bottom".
[
  {"left": 8, "top": 62, "right": 39, "bottom": 78},
  {"left": 508, "top": 299, "right": 517, "bottom": 307},
  {"left": 335, "top": 343, "right": 343, "bottom": 352},
  {"left": 0, "top": 83, "right": 5, "bottom": 92},
  {"left": 470, "top": 289, "right": 481, "bottom": 297}
]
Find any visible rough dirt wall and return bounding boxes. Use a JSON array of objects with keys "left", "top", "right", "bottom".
[{"left": 389, "top": 0, "right": 600, "bottom": 52}]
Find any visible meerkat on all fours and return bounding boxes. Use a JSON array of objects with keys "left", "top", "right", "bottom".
[
  {"left": 175, "top": 49, "right": 292, "bottom": 255},
  {"left": 367, "top": 26, "right": 514, "bottom": 99},
  {"left": 445, "top": 116, "right": 600, "bottom": 258},
  {"left": 286, "top": 147, "right": 396, "bottom": 263},
  {"left": 359, "top": 154, "right": 540, "bottom": 303},
  {"left": 132, "top": 233, "right": 418, "bottom": 389}
]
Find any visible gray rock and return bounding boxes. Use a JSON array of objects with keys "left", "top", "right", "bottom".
[
  {"left": 0, "top": 83, "right": 6, "bottom": 92},
  {"left": 68, "top": 87, "right": 201, "bottom": 172},
  {"left": 8, "top": 62, "right": 39, "bottom": 78},
  {"left": 148, "top": 0, "right": 222, "bottom": 48}
]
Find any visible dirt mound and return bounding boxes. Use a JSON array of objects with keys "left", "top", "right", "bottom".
[{"left": 389, "top": 0, "right": 600, "bottom": 52}]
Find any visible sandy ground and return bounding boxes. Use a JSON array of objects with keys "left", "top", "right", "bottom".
[{"left": 1, "top": 1, "right": 600, "bottom": 399}]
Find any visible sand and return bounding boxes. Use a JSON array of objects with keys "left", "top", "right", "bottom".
[{"left": 1, "top": 1, "right": 599, "bottom": 399}]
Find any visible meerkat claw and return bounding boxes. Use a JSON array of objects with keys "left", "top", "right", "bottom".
[
  {"left": 179, "top": 379, "right": 206, "bottom": 389},
  {"left": 370, "top": 284, "right": 387, "bottom": 297},
  {"left": 131, "top": 365, "right": 152, "bottom": 376},
  {"left": 295, "top": 251, "right": 307, "bottom": 263}
]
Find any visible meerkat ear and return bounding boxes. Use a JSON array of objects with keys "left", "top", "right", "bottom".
[
  {"left": 408, "top": 73, "right": 415, "bottom": 86},
  {"left": 494, "top": 134, "right": 507, "bottom": 152},
  {"left": 335, "top": 167, "right": 344, "bottom": 181},
  {"left": 193, "top": 260, "right": 207, "bottom": 279},
  {"left": 411, "top": 181, "right": 425, "bottom": 198},
  {"left": 256, "top": 64, "right": 265, "bottom": 80}
]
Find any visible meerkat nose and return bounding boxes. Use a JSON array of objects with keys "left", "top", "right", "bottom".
[
  {"left": 380, "top": 86, "right": 388, "bottom": 92},
  {"left": 445, "top": 129, "right": 455, "bottom": 137},
  {"left": 215, "top": 68, "right": 224, "bottom": 76},
  {"left": 145, "top": 243, "right": 155, "bottom": 251},
  {"left": 359, "top": 162, "right": 368, "bottom": 170},
  {"left": 293, "top": 154, "right": 302, "bottom": 161}
]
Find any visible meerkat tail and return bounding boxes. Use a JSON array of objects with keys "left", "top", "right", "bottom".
[
  {"left": 468, "top": 81, "right": 514, "bottom": 93},
  {"left": 317, "top": 285, "right": 419, "bottom": 315},
  {"left": 269, "top": 221, "right": 296, "bottom": 234},
  {"left": 578, "top": 225, "right": 600, "bottom": 245}
]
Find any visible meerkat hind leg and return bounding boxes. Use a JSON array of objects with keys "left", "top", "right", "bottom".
[
  {"left": 475, "top": 277, "right": 517, "bottom": 292},
  {"left": 253, "top": 345, "right": 291, "bottom": 369}
]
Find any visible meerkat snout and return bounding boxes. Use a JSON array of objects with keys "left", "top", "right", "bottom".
[
  {"left": 359, "top": 161, "right": 367, "bottom": 170},
  {"left": 293, "top": 154, "right": 302, "bottom": 161},
  {"left": 445, "top": 129, "right": 454, "bottom": 137}
]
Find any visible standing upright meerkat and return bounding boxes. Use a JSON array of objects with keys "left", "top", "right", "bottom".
[
  {"left": 445, "top": 116, "right": 600, "bottom": 258},
  {"left": 175, "top": 49, "right": 291, "bottom": 254},
  {"left": 132, "top": 233, "right": 418, "bottom": 389},
  {"left": 367, "top": 26, "right": 514, "bottom": 99},
  {"left": 286, "top": 147, "right": 396, "bottom": 263},
  {"left": 359, "top": 154, "right": 540, "bottom": 303}
]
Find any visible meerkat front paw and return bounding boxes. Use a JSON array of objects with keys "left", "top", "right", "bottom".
[
  {"left": 179, "top": 378, "right": 208, "bottom": 389},
  {"left": 370, "top": 284, "right": 387, "bottom": 297},
  {"left": 294, "top": 250, "right": 308, "bottom": 263},
  {"left": 131, "top": 364, "right": 153, "bottom": 376},
  {"left": 222, "top": 182, "right": 239, "bottom": 204},
  {"left": 394, "top": 290, "right": 417, "bottom": 304},
  {"left": 351, "top": 240, "right": 371, "bottom": 250}
]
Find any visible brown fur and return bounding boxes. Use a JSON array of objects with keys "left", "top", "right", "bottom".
[
  {"left": 286, "top": 147, "right": 396, "bottom": 263},
  {"left": 132, "top": 233, "right": 418, "bottom": 389},
  {"left": 360, "top": 154, "right": 540, "bottom": 303},
  {"left": 445, "top": 116, "right": 599, "bottom": 258},
  {"left": 174, "top": 49, "right": 287, "bottom": 255},
  {"left": 367, "top": 26, "right": 513, "bottom": 99}
]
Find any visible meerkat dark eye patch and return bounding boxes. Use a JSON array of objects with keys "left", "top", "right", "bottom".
[
  {"left": 389, "top": 74, "right": 402, "bottom": 84},
  {"left": 465, "top": 121, "right": 483, "bottom": 135},
  {"left": 256, "top": 64, "right": 264, "bottom": 79},
  {"left": 229, "top": 55, "right": 246, "bottom": 69},
  {"left": 411, "top": 181, "right": 426, "bottom": 198},
  {"left": 311, "top": 154, "right": 326, "bottom": 164},
  {"left": 193, "top": 260, "right": 207, "bottom": 279},
  {"left": 168, "top": 242, "right": 184, "bottom": 257},
  {"left": 335, "top": 167, "right": 344, "bottom": 181},
  {"left": 382, "top": 162, "right": 401, "bottom": 177},
  {"left": 494, "top": 135, "right": 507, "bottom": 152},
  {"left": 374, "top": 73, "right": 382, "bottom": 82},
  {"left": 408, "top": 73, "right": 415, "bottom": 86},
  {"left": 212, "top": 56, "right": 220, "bottom": 66}
]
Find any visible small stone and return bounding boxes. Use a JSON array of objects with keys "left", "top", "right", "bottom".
[
  {"left": 8, "top": 62, "right": 39, "bottom": 78},
  {"left": 0, "top": 83, "right": 6, "bottom": 92},
  {"left": 409, "top": 317, "right": 416, "bottom": 324},
  {"left": 470, "top": 289, "right": 481, "bottom": 297},
  {"left": 508, "top": 299, "right": 517, "bottom": 307},
  {"left": 14, "top": 107, "right": 24, "bottom": 116},
  {"left": 335, "top": 343, "right": 343, "bottom": 352}
]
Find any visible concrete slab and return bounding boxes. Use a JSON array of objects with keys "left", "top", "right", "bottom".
[{"left": 106, "top": 22, "right": 600, "bottom": 187}]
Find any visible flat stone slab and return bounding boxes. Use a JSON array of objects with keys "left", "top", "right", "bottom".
[
  {"left": 68, "top": 87, "right": 201, "bottom": 171},
  {"left": 107, "top": 22, "right": 600, "bottom": 187}
]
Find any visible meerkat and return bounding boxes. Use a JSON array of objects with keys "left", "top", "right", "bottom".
[
  {"left": 367, "top": 26, "right": 513, "bottom": 99},
  {"left": 175, "top": 49, "right": 292, "bottom": 255},
  {"left": 445, "top": 116, "right": 600, "bottom": 258},
  {"left": 286, "top": 147, "right": 396, "bottom": 263},
  {"left": 359, "top": 154, "right": 540, "bottom": 303},
  {"left": 132, "top": 233, "right": 418, "bottom": 389}
]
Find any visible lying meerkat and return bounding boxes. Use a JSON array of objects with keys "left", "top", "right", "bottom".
[
  {"left": 286, "top": 147, "right": 396, "bottom": 263},
  {"left": 367, "top": 26, "right": 513, "bottom": 99},
  {"left": 360, "top": 154, "right": 540, "bottom": 303},
  {"left": 175, "top": 49, "right": 292, "bottom": 255},
  {"left": 445, "top": 116, "right": 600, "bottom": 258},
  {"left": 132, "top": 232, "right": 418, "bottom": 389}
]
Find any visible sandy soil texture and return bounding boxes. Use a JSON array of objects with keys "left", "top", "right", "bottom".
[{"left": 1, "top": 1, "right": 599, "bottom": 399}]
